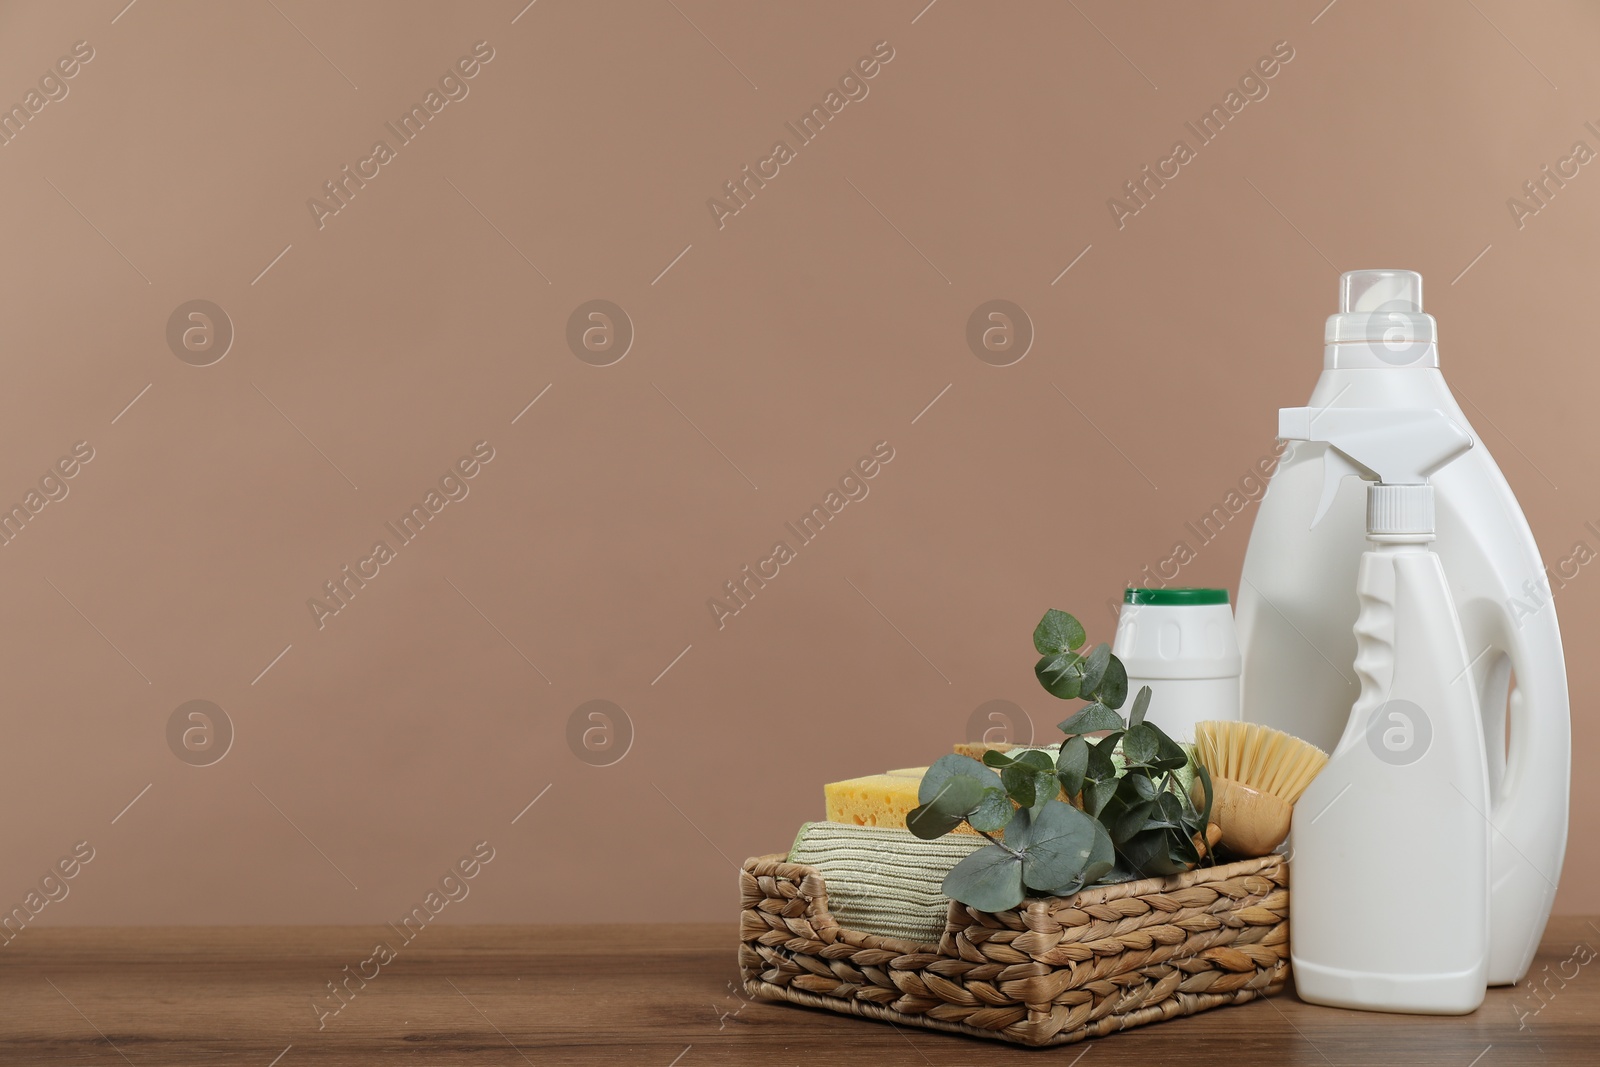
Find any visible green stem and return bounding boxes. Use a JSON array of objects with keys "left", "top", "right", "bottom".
[{"left": 975, "top": 827, "right": 1023, "bottom": 858}]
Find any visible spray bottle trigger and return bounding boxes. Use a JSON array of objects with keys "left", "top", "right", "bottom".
[{"left": 1311, "top": 448, "right": 1366, "bottom": 529}]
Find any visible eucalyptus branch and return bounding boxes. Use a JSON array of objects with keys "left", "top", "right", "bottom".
[{"left": 905, "top": 608, "right": 1217, "bottom": 914}]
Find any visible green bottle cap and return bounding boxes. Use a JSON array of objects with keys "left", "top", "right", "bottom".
[{"left": 1123, "top": 587, "right": 1230, "bottom": 606}]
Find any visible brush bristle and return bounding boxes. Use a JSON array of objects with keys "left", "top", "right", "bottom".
[{"left": 1193, "top": 720, "right": 1329, "bottom": 804}]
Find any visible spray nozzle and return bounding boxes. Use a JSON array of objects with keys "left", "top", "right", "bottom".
[{"left": 1278, "top": 407, "right": 1474, "bottom": 536}]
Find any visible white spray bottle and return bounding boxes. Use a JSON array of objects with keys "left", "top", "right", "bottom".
[
  {"left": 1282, "top": 406, "right": 1489, "bottom": 1014},
  {"left": 1236, "top": 270, "right": 1568, "bottom": 985}
]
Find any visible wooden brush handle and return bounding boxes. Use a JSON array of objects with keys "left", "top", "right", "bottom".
[{"left": 1193, "top": 775, "right": 1292, "bottom": 858}]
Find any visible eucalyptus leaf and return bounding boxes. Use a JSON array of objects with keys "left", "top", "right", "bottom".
[
  {"left": 1145, "top": 791, "right": 1186, "bottom": 831},
  {"left": 1033, "top": 769, "right": 1063, "bottom": 806},
  {"left": 1033, "top": 609, "right": 1086, "bottom": 655},
  {"left": 1042, "top": 871, "right": 1091, "bottom": 899},
  {"left": 1193, "top": 762, "right": 1214, "bottom": 827},
  {"left": 1109, "top": 771, "right": 1150, "bottom": 807},
  {"left": 1083, "top": 816, "right": 1116, "bottom": 876},
  {"left": 1082, "top": 855, "right": 1116, "bottom": 886},
  {"left": 1092, "top": 862, "right": 1137, "bottom": 886},
  {"left": 1150, "top": 724, "right": 1188, "bottom": 771},
  {"left": 917, "top": 754, "right": 998, "bottom": 806},
  {"left": 1152, "top": 751, "right": 1189, "bottom": 773},
  {"left": 1099, "top": 655, "right": 1129, "bottom": 710},
  {"left": 1125, "top": 772, "right": 1161, "bottom": 803},
  {"left": 1086, "top": 733, "right": 1121, "bottom": 780},
  {"left": 981, "top": 749, "right": 1017, "bottom": 769},
  {"left": 942, "top": 843, "right": 1026, "bottom": 912},
  {"left": 1001, "top": 763, "right": 1034, "bottom": 807},
  {"left": 1035, "top": 653, "right": 1084, "bottom": 700},
  {"left": 905, "top": 771, "right": 989, "bottom": 840},
  {"left": 1056, "top": 735, "right": 1089, "bottom": 799},
  {"left": 1151, "top": 839, "right": 1193, "bottom": 877},
  {"left": 1078, "top": 643, "right": 1111, "bottom": 696},
  {"left": 1120, "top": 826, "right": 1187, "bottom": 878},
  {"left": 1012, "top": 749, "right": 1054, "bottom": 772},
  {"left": 1110, "top": 799, "right": 1156, "bottom": 845},
  {"left": 1041, "top": 823, "right": 1115, "bottom": 897},
  {"left": 1082, "top": 777, "right": 1119, "bottom": 818},
  {"left": 1169, "top": 824, "right": 1201, "bottom": 866},
  {"left": 1158, "top": 790, "right": 1196, "bottom": 831},
  {"left": 968, "top": 787, "right": 1018, "bottom": 833},
  {"left": 1012, "top": 800, "right": 1102, "bottom": 891},
  {"left": 1127, "top": 684, "right": 1151, "bottom": 725},
  {"left": 1001, "top": 752, "right": 1060, "bottom": 809},
  {"left": 923, "top": 772, "right": 987, "bottom": 817},
  {"left": 1026, "top": 768, "right": 1064, "bottom": 808},
  {"left": 1122, "top": 723, "right": 1159, "bottom": 766},
  {"left": 905, "top": 803, "right": 966, "bottom": 840},
  {"left": 1057, "top": 703, "right": 1122, "bottom": 735}
]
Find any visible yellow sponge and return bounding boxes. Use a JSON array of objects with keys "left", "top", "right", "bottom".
[{"left": 824, "top": 770, "right": 977, "bottom": 835}]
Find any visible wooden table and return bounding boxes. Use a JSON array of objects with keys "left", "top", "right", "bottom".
[{"left": 2, "top": 918, "right": 1594, "bottom": 1064}]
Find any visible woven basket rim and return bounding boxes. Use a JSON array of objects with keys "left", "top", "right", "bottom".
[
  {"left": 744, "top": 849, "right": 1285, "bottom": 923},
  {"left": 1015, "top": 852, "right": 1285, "bottom": 912}
]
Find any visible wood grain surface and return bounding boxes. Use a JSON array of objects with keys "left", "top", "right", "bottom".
[{"left": 1, "top": 917, "right": 1594, "bottom": 1064}]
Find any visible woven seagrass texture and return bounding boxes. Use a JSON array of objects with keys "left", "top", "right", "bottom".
[{"left": 738, "top": 851, "right": 1289, "bottom": 1047}]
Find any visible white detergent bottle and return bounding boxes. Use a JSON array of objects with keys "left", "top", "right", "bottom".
[
  {"left": 1236, "top": 270, "right": 1569, "bottom": 985},
  {"left": 1281, "top": 406, "right": 1490, "bottom": 1014}
]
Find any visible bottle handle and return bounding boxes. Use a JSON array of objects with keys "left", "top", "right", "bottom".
[
  {"left": 1473, "top": 590, "right": 1570, "bottom": 982},
  {"left": 1344, "top": 555, "right": 1396, "bottom": 754},
  {"left": 1471, "top": 596, "right": 1565, "bottom": 817}
]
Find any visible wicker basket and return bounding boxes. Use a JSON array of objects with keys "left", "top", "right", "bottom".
[{"left": 739, "top": 851, "right": 1289, "bottom": 1047}]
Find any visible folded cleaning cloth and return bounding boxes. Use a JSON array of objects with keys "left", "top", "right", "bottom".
[{"left": 787, "top": 821, "right": 984, "bottom": 945}]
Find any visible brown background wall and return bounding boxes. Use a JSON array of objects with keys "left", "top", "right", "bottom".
[{"left": 0, "top": 0, "right": 1594, "bottom": 928}]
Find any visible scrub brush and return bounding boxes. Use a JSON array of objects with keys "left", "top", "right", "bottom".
[{"left": 1191, "top": 720, "right": 1329, "bottom": 858}]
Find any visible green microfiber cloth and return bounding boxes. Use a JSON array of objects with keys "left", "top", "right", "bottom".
[{"left": 787, "top": 822, "right": 984, "bottom": 945}]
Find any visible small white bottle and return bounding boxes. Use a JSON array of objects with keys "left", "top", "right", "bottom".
[
  {"left": 1111, "top": 588, "right": 1240, "bottom": 742},
  {"left": 1281, "top": 406, "right": 1490, "bottom": 1014}
]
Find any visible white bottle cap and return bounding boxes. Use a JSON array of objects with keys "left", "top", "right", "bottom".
[
  {"left": 1325, "top": 269, "right": 1438, "bottom": 350},
  {"left": 1367, "top": 483, "right": 1435, "bottom": 538},
  {"left": 1343, "top": 270, "right": 1422, "bottom": 315}
]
